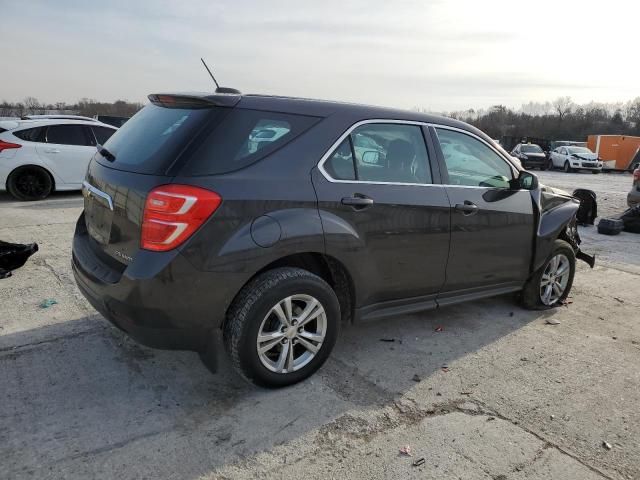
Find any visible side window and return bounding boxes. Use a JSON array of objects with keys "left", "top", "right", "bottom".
[
  {"left": 324, "top": 138, "right": 356, "bottom": 180},
  {"left": 323, "top": 123, "right": 433, "bottom": 184},
  {"left": 351, "top": 124, "right": 431, "bottom": 184},
  {"left": 92, "top": 126, "right": 116, "bottom": 145},
  {"left": 13, "top": 127, "right": 45, "bottom": 142},
  {"left": 435, "top": 128, "right": 513, "bottom": 188},
  {"left": 46, "top": 125, "right": 92, "bottom": 146}
]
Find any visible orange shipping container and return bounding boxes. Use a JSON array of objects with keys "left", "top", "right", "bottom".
[{"left": 587, "top": 135, "right": 640, "bottom": 170}]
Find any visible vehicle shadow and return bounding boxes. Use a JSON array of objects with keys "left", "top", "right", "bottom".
[
  {"left": 0, "top": 190, "right": 82, "bottom": 205},
  {"left": 0, "top": 297, "right": 549, "bottom": 479}
]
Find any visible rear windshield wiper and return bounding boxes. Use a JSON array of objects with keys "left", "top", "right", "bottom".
[{"left": 97, "top": 144, "right": 116, "bottom": 161}]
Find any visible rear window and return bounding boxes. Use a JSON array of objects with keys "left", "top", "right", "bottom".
[
  {"left": 182, "top": 109, "right": 320, "bottom": 175},
  {"left": 97, "top": 103, "right": 215, "bottom": 174}
]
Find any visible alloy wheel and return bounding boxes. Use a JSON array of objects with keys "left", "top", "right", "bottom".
[
  {"left": 16, "top": 169, "right": 48, "bottom": 198},
  {"left": 256, "top": 294, "right": 327, "bottom": 373},
  {"left": 539, "top": 254, "right": 571, "bottom": 305}
]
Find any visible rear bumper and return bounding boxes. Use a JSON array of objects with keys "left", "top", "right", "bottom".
[{"left": 71, "top": 215, "right": 230, "bottom": 353}]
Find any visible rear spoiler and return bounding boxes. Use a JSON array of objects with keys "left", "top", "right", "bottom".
[{"left": 148, "top": 93, "right": 241, "bottom": 109}]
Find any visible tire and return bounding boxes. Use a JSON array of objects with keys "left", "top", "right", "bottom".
[
  {"left": 547, "top": 159, "right": 554, "bottom": 171},
  {"left": 563, "top": 161, "right": 573, "bottom": 173},
  {"left": 522, "top": 239, "right": 575, "bottom": 310},
  {"left": 7, "top": 166, "right": 53, "bottom": 201},
  {"left": 597, "top": 218, "right": 623, "bottom": 235},
  {"left": 591, "top": 170, "right": 600, "bottom": 174},
  {"left": 223, "top": 267, "right": 340, "bottom": 388}
]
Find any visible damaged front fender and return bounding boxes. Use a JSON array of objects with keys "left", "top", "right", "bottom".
[{"left": 531, "top": 185, "right": 595, "bottom": 272}]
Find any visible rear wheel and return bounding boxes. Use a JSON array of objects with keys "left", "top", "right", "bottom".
[
  {"left": 223, "top": 267, "right": 340, "bottom": 388},
  {"left": 7, "top": 166, "right": 53, "bottom": 200},
  {"left": 563, "top": 161, "right": 573, "bottom": 173},
  {"left": 522, "top": 239, "right": 575, "bottom": 310}
]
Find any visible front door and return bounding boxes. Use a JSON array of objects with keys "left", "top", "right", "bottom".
[
  {"left": 313, "top": 121, "right": 451, "bottom": 309},
  {"left": 431, "top": 126, "right": 534, "bottom": 300}
]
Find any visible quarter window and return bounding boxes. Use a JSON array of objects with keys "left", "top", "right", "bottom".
[
  {"left": 13, "top": 127, "right": 45, "bottom": 142},
  {"left": 435, "top": 128, "right": 513, "bottom": 188},
  {"left": 323, "top": 123, "right": 432, "bottom": 184},
  {"left": 46, "top": 125, "right": 92, "bottom": 146}
]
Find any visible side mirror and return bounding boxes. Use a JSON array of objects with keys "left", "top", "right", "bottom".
[
  {"left": 515, "top": 170, "right": 538, "bottom": 190},
  {"left": 361, "top": 150, "right": 380, "bottom": 164}
]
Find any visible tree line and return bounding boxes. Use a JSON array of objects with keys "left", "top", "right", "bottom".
[
  {"left": 0, "top": 97, "right": 143, "bottom": 118},
  {"left": 439, "top": 96, "right": 640, "bottom": 143}
]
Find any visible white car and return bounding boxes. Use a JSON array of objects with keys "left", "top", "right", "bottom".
[
  {"left": 549, "top": 146, "right": 602, "bottom": 173},
  {"left": 0, "top": 119, "right": 117, "bottom": 200}
]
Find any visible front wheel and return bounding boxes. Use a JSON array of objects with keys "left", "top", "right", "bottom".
[
  {"left": 522, "top": 239, "right": 576, "bottom": 310},
  {"left": 223, "top": 267, "right": 340, "bottom": 388},
  {"left": 563, "top": 161, "right": 573, "bottom": 173},
  {"left": 547, "top": 159, "right": 554, "bottom": 170}
]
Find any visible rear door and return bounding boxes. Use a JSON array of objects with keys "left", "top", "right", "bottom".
[
  {"left": 431, "top": 126, "right": 534, "bottom": 301},
  {"left": 36, "top": 124, "right": 95, "bottom": 184},
  {"left": 313, "top": 121, "right": 451, "bottom": 309}
]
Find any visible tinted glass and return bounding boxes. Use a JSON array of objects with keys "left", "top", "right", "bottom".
[
  {"left": 436, "top": 128, "right": 513, "bottom": 188},
  {"left": 568, "top": 147, "right": 591, "bottom": 154},
  {"left": 13, "top": 127, "right": 44, "bottom": 142},
  {"left": 324, "top": 138, "right": 356, "bottom": 180},
  {"left": 46, "top": 125, "right": 91, "bottom": 146},
  {"left": 184, "top": 109, "right": 319, "bottom": 175},
  {"left": 93, "top": 126, "right": 116, "bottom": 145},
  {"left": 350, "top": 123, "right": 432, "bottom": 184},
  {"left": 98, "top": 103, "right": 214, "bottom": 174},
  {"left": 521, "top": 144, "right": 543, "bottom": 153}
]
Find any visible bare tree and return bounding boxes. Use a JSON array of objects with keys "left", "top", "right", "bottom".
[
  {"left": 552, "top": 96, "right": 574, "bottom": 120},
  {"left": 23, "top": 96, "right": 42, "bottom": 115}
]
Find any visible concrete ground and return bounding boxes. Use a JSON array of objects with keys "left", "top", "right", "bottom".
[{"left": 1, "top": 170, "right": 638, "bottom": 480}]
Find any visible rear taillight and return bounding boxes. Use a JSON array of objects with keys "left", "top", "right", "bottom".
[
  {"left": 141, "top": 184, "right": 221, "bottom": 252},
  {"left": 0, "top": 140, "right": 22, "bottom": 153}
]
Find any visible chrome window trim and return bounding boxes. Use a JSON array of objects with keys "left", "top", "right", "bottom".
[{"left": 317, "top": 119, "right": 519, "bottom": 186}]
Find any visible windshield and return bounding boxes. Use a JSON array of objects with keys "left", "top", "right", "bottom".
[
  {"left": 568, "top": 147, "right": 592, "bottom": 154},
  {"left": 521, "top": 144, "right": 543, "bottom": 153}
]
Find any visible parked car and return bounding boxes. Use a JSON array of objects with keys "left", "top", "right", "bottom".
[
  {"left": 549, "top": 140, "right": 587, "bottom": 151},
  {"left": 628, "top": 166, "right": 640, "bottom": 207},
  {"left": 72, "top": 92, "right": 594, "bottom": 387},
  {"left": 549, "top": 146, "right": 603, "bottom": 173},
  {"left": 0, "top": 119, "right": 117, "bottom": 200},
  {"left": 511, "top": 143, "right": 547, "bottom": 170}
]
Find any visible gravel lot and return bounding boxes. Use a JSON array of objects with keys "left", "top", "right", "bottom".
[{"left": 1, "top": 170, "right": 638, "bottom": 480}]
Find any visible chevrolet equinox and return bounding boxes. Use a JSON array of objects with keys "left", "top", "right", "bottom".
[{"left": 72, "top": 92, "right": 594, "bottom": 387}]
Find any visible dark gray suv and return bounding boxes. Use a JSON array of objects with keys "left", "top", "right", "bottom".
[{"left": 72, "top": 92, "right": 594, "bottom": 387}]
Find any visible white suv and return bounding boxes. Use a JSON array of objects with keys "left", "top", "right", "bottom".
[{"left": 0, "top": 119, "right": 117, "bottom": 200}]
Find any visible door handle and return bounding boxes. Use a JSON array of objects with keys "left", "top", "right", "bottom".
[
  {"left": 454, "top": 201, "right": 479, "bottom": 215},
  {"left": 341, "top": 195, "right": 374, "bottom": 210},
  {"left": 44, "top": 149, "right": 60, "bottom": 153}
]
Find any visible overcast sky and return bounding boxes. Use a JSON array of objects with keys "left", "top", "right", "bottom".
[{"left": 2, "top": 0, "right": 639, "bottom": 111}]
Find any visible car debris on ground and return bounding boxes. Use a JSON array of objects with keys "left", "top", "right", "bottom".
[{"left": 0, "top": 241, "right": 38, "bottom": 279}]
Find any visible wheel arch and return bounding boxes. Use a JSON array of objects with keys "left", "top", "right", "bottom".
[{"left": 224, "top": 252, "right": 356, "bottom": 329}]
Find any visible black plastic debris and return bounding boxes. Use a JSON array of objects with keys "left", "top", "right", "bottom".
[
  {"left": 620, "top": 205, "right": 640, "bottom": 233},
  {"left": 0, "top": 241, "right": 38, "bottom": 279},
  {"left": 597, "top": 218, "right": 623, "bottom": 236},
  {"left": 573, "top": 189, "right": 597, "bottom": 225}
]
